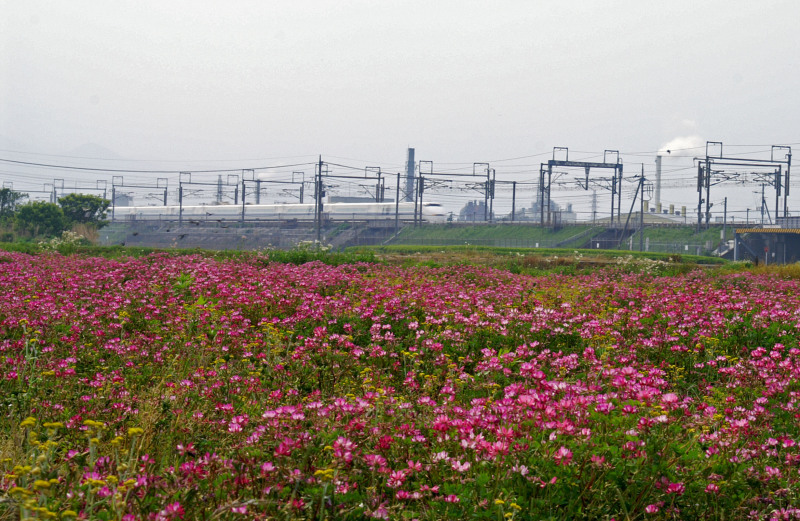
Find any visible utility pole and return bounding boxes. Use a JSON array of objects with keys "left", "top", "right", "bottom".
[
  {"left": 511, "top": 181, "right": 516, "bottom": 222},
  {"left": 697, "top": 163, "right": 704, "bottom": 232},
  {"left": 488, "top": 169, "right": 495, "bottom": 222},
  {"left": 639, "top": 173, "right": 644, "bottom": 252},
  {"left": 395, "top": 173, "right": 400, "bottom": 235},
  {"left": 413, "top": 175, "right": 419, "bottom": 226},
  {"left": 178, "top": 183, "right": 183, "bottom": 227},
  {"left": 591, "top": 190, "right": 597, "bottom": 224},
  {"left": 417, "top": 176, "right": 425, "bottom": 226},
  {"left": 722, "top": 197, "right": 727, "bottom": 246},
  {"left": 315, "top": 156, "right": 323, "bottom": 245},
  {"left": 241, "top": 179, "right": 246, "bottom": 223},
  {"left": 484, "top": 173, "right": 489, "bottom": 222},
  {"left": 775, "top": 168, "right": 781, "bottom": 224},
  {"left": 705, "top": 161, "right": 711, "bottom": 229},
  {"left": 639, "top": 165, "right": 644, "bottom": 251}
]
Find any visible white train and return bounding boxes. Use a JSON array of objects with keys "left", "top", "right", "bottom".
[{"left": 112, "top": 201, "right": 447, "bottom": 223}]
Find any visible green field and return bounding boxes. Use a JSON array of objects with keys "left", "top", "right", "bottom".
[{"left": 390, "top": 223, "right": 729, "bottom": 255}]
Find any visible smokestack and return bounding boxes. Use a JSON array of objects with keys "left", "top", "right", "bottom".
[
  {"left": 405, "top": 148, "right": 415, "bottom": 202},
  {"left": 655, "top": 155, "right": 662, "bottom": 209}
]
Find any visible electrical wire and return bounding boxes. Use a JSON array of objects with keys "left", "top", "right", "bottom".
[{"left": 0, "top": 157, "right": 317, "bottom": 174}]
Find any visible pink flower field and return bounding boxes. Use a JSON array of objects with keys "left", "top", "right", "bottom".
[{"left": 2, "top": 252, "right": 800, "bottom": 520}]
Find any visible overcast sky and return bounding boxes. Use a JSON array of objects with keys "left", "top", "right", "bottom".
[{"left": 2, "top": 1, "right": 799, "bottom": 217}]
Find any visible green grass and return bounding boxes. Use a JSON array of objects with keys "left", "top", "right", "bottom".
[
  {"left": 350, "top": 244, "right": 726, "bottom": 265},
  {"left": 391, "top": 224, "right": 602, "bottom": 248},
  {"left": 0, "top": 242, "right": 378, "bottom": 265},
  {"left": 633, "top": 225, "right": 726, "bottom": 243},
  {"left": 392, "top": 223, "right": 733, "bottom": 252}
]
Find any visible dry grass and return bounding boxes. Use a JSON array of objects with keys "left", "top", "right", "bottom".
[
  {"left": 751, "top": 263, "right": 800, "bottom": 279},
  {"left": 70, "top": 223, "right": 99, "bottom": 244}
]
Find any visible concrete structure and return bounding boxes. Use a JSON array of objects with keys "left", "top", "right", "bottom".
[{"left": 733, "top": 226, "right": 800, "bottom": 264}]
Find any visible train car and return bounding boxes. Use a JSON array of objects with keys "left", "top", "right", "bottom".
[{"left": 112, "top": 201, "right": 447, "bottom": 223}]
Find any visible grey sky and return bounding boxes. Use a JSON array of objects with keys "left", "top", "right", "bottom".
[{"left": 2, "top": 1, "right": 799, "bottom": 218}]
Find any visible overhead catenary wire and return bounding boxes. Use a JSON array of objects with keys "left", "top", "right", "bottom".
[
  {"left": 0, "top": 157, "right": 318, "bottom": 174},
  {"left": 3, "top": 143, "right": 797, "bottom": 221}
]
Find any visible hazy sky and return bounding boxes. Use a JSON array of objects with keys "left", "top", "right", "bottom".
[{"left": 2, "top": 1, "right": 799, "bottom": 217}]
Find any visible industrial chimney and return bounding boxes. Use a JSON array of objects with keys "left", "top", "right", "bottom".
[
  {"left": 405, "top": 148, "right": 415, "bottom": 202},
  {"left": 654, "top": 155, "right": 662, "bottom": 211}
]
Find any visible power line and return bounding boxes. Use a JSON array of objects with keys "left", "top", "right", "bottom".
[{"left": 0, "top": 157, "right": 317, "bottom": 174}]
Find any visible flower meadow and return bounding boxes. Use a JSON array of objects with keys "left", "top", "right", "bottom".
[{"left": 2, "top": 252, "right": 800, "bottom": 520}]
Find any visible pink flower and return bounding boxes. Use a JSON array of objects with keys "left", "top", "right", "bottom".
[
  {"left": 387, "top": 470, "right": 406, "bottom": 489},
  {"left": 661, "top": 393, "right": 679, "bottom": 407},
  {"left": 595, "top": 401, "right": 615, "bottom": 414},
  {"left": 451, "top": 460, "right": 471, "bottom": 473},
  {"left": 369, "top": 503, "right": 389, "bottom": 519},
  {"left": 666, "top": 482, "right": 685, "bottom": 495},
  {"left": 554, "top": 446, "right": 573, "bottom": 466},
  {"left": 705, "top": 483, "right": 719, "bottom": 494},
  {"left": 364, "top": 454, "right": 387, "bottom": 468},
  {"left": 591, "top": 455, "right": 606, "bottom": 466},
  {"left": 645, "top": 502, "right": 663, "bottom": 514},
  {"left": 333, "top": 436, "right": 356, "bottom": 463},
  {"left": 176, "top": 443, "right": 195, "bottom": 456},
  {"left": 156, "top": 501, "right": 184, "bottom": 520}
]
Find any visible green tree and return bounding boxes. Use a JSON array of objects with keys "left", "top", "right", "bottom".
[
  {"left": 15, "top": 201, "right": 67, "bottom": 237},
  {"left": 58, "top": 193, "right": 110, "bottom": 226},
  {"left": 0, "top": 188, "right": 27, "bottom": 219}
]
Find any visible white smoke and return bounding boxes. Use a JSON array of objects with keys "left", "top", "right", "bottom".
[{"left": 657, "top": 135, "right": 705, "bottom": 156}]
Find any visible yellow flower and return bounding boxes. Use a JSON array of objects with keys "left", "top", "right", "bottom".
[
  {"left": 33, "top": 480, "right": 51, "bottom": 489},
  {"left": 127, "top": 427, "right": 144, "bottom": 436},
  {"left": 43, "top": 422, "right": 64, "bottom": 429},
  {"left": 494, "top": 499, "right": 505, "bottom": 505},
  {"left": 62, "top": 510, "right": 78, "bottom": 518},
  {"left": 21, "top": 417, "right": 37, "bottom": 428}
]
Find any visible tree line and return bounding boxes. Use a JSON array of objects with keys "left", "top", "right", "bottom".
[{"left": 0, "top": 188, "right": 110, "bottom": 242}]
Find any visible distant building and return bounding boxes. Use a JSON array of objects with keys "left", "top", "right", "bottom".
[
  {"left": 458, "top": 200, "right": 492, "bottom": 222},
  {"left": 113, "top": 193, "right": 134, "bottom": 207},
  {"left": 514, "top": 193, "right": 577, "bottom": 222}
]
